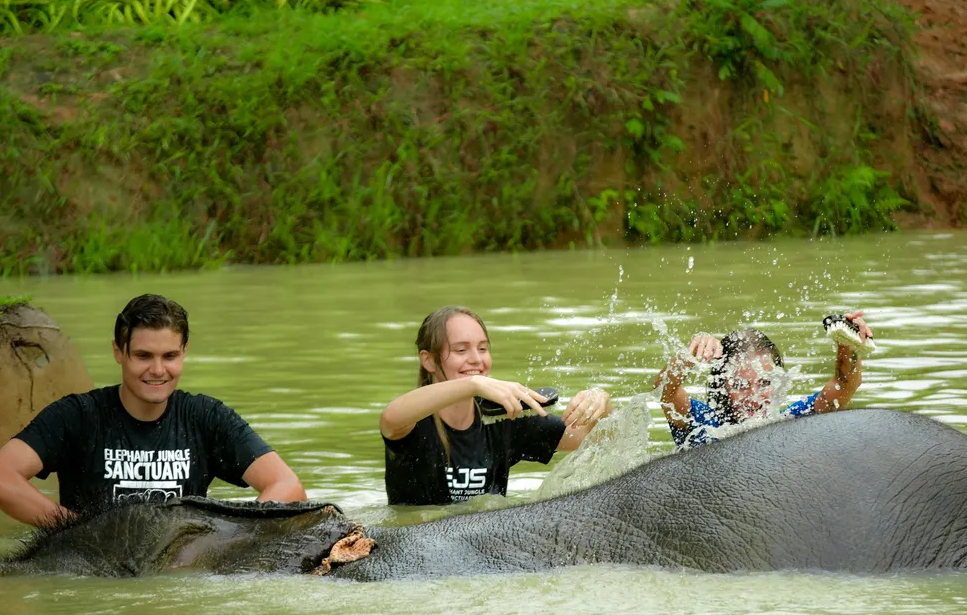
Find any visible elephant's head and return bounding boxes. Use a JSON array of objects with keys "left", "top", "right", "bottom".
[{"left": 0, "top": 497, "right": 375, "bottom": 577}]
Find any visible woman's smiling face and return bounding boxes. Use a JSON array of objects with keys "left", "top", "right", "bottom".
[{"left": 428, "top": 313, "right": 492, "bottom": 382}]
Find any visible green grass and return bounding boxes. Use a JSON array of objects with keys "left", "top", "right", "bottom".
[
  {"left": 0, "top": 0, "right": 357, "bottom": 35},
  {"left": 0, "top": 0, "right": 922, "bottom": 275},
  {"left": 0, "top": 295, "right": 32, "bottom": 311}
]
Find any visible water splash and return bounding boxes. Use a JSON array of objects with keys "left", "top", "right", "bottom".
[
  {"left": 535, "top": 393, "right": 654, "bottom": 499},
  {"left": 608, "top": 265, "right": 624, "bottom": 321}
]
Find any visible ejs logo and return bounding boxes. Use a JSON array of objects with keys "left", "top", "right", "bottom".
[{"left": 447, "top": 467, "right": 487, "bottom": 489}]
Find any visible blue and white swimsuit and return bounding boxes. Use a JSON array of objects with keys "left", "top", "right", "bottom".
[{"left": 670, "top": 392, "right": 822, "bottom": 448}]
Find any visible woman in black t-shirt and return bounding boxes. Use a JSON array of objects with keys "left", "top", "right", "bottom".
[{"left": 380, "top": 306, "right": 613, "bottom": 506}]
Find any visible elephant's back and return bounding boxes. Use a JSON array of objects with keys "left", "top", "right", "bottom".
[
  {"left": 335, "top": 409, "right": 967, "bottom": 580},
  {"left": 651, "top": 408, "right": 967, "bottom": 572}
]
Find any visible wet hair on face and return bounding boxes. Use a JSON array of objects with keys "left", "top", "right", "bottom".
[
  {"left": 415, "top": 306, "right": 491, "bottom": 464},
  {"left": 415, "top": 306, "right": 490, "bottom": 387},
  {"left": 706, "top": 328, "right": 783, "bottom": 422},
  {"left": 114, "top": 294, "right": 189, "bottom": 354}
]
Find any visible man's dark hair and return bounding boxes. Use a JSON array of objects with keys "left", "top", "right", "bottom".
[{"left": 113, "top": 294, "right": 189, "bottom": 353}]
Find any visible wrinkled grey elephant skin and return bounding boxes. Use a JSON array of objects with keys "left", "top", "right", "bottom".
[
  {"left": 334, "top": 408, "right": 967, "bottom": 580},
  {"left": 0, "top": 498, "right": 359, "bottom": 577},
  {"left": 4, "top": 409, "right": 967, "bottom": 580}
]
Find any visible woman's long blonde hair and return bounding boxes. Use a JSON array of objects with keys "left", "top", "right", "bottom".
[{"left": 416, "top": 306, "right": 491, "bottom": 463}]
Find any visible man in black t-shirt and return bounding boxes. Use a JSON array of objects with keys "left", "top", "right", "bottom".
[{"left": 0, "top": 294, "right": 307, "bottom": 526}]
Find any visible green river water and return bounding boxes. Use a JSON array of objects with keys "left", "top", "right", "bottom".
[{"left": 1, "top": 231, "right": 966, "bottom": 613}]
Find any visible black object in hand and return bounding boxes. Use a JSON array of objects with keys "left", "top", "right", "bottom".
[{"left": 476, "top": 387, "right": 559, "bottom": 417}]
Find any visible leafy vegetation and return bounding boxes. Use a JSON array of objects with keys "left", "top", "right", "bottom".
[
  {"left": 0, "top": 0, "right": 356, "bottom": 35},
  {"left": 0, "top": 295, "right": 32, "bottom": 310},
  {"left": 0, "top": 0, "right": 921, "bottom": 275}
]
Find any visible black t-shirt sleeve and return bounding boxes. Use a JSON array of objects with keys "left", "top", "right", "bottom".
[
  {"left": 509, "top": 414, "right": 567, "bottom": 465},
  {"left": 13, "top": 395, "right": 83, "bottom": 479},
  {"left": 382, "top": 418, "right": 451, "bottom": 506},
  {"left": 203, "top": 401, "right": 273, "bottom": 488}
]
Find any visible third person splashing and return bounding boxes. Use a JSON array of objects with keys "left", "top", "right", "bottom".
[{"left": 653, "top": 311, "right": 874, "bottom": 448}]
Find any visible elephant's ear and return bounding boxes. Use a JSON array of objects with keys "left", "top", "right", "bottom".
[{"left": 307, "top": 530, "right": 377, "bottom": 576}]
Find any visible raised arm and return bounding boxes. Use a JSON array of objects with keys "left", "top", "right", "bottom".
[
  {"left": 380, "top": 375, "right": 547, "bottom": 440},
  {"left": 653, "top": 334, "right": 722, "bottom": 433},
  {"left": 0, "top": 439, "right": 73, "bottom": 526},
  {"left": 814, "top": 312, "right": 872, "bottom": 413}
]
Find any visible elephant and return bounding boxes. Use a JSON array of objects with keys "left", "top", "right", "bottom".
[
  {"left": 0, "top": 497, "right": 373, "bottom": 577},
  {"left": 3, "top": 408, "right": 967, "bottom": 580},
  {"left": 0, "top": 300, "right": 94, "bottom": 444}
]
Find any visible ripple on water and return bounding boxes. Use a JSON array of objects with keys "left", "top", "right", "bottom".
[
  {"left": 306, "top": 406, "right": 374, "bottom": 415},
  {"left": 933, "top": 414, "right": 967, "bottom": 424},
  {"left": 248, "top": 421, "right": 331, "bottom": 430},
  {"left": 911, "top": 395, "right": 967, "bottom": 409},
  {"left": 867, "top": 357, "right": 967, "bottom": 370},
  {"left": 5, "top": 564, "right": 967, "bottom": 615},
  {"left": 878, "top": 338, "right": 967, "bottom": 347},
  {"left": 185, "top": 356, "right": 254, "bottom": 363},
  {"left": 895, "top": 284, "right": 963, "bottom": 293}
]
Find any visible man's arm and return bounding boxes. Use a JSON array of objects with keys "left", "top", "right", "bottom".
[
  {"left": 813, "top": 312, "right": 871, "bottom": 414},
  {"left": 204, "top": 398, "right": 307, "bottom": 502},
  {"left": 0, "top": 439, "right": 73, "bottom": 526},
  {"left": 813, "top": 345, "right": 862, "bottom": 413},
  {"left": 242, "top": 452, "right": 307, "bottom": 502},
  {"left": 653, "top": 334, "right": 722, "bottom": 434},
  {"left": 653, "top": 355, "right": 695, "bottom": 434}
]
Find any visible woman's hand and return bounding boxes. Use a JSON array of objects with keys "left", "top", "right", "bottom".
[
  {"left": 562, "top": 387, "right": 612, "bottom": 428},
  {"left": 471, "top": 375, "right": 548, "bottom": 420}
]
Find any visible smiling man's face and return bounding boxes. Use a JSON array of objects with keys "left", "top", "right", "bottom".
[{"left": 113, "top": 327, "right": 187, "bottom": 412}]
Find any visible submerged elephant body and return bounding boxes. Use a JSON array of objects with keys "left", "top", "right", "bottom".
[
  {"left": 1, "top": 498, "right": 366, "bottom": 577},
  {"left": 338, "top": 407, "right": 967, "bottom": 580},
  {"left": 4, "top": 409, "right": 967, "bottom": 579}
]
